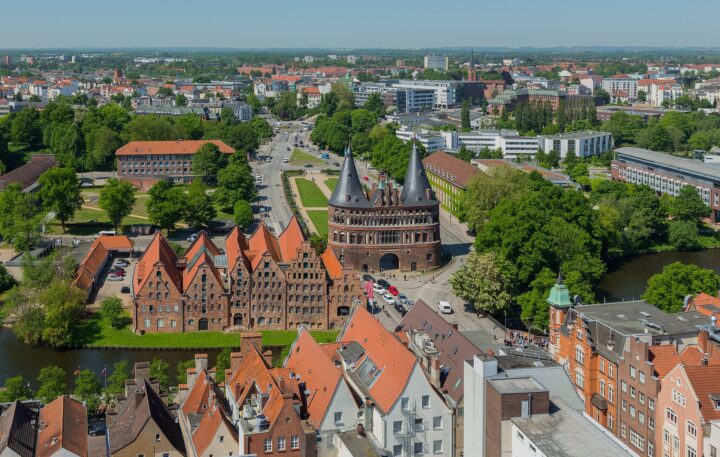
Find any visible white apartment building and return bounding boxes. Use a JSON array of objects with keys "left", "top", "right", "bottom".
[
  {"left": 650, "top": 82, "right": 684, "bottom": 107},
  {"left": 538, "top": 131, "right": 613, "bottom": 158},
  {"left": 424, "top": 54, "right": 448, "bottom": 71},
  {"left": 602, "top": 76, "right": 639, "bottom": 99},
  {"left": 394, "top": 80, "right": 460, "bottom": 108},
  {"left": 397, "top": 127, "right": 541, "bottom": 158}
]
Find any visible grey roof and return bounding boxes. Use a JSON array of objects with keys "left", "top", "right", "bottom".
[
  {"left": 0, "top": 401, "right": 36, "bottom": 457},
  {"left": 615, "top": 147, "right": 720, "bottom": 182},
  {"left": 328, "top": 147, "right": 370, "bottom": 208},
  {"left": 400, "top": 141, "right": 437, "bottom": 206},
  {"left": 539, "top": 131, "right": 611, "bottom": 140},
  {"left": 487, "top": 376, "right": 545, "bottom": 394},
  {"left": 337, "top": 430, "right": 384, "bottom": 456},
  {"left": 502, "top": 366, "right": 584, "bottom": 411},
  {"left": 512, "top": 397, "right": 633, "bottom": 457}
]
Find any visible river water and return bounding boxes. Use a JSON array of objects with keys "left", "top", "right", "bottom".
[{"left": 1, "top": 249, "right": 719, "bottom": 385}]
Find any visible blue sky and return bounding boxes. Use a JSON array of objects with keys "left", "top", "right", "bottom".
[{"left": 1, "top": 0, "right": 717, "bottom": 49}]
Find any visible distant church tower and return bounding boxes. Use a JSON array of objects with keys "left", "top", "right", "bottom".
[
  {"left": 467, "top": 50, "right": 477, "bottom": 82},
  {"left": 327, "top": 143, "right": 441, "bottom": 273}
]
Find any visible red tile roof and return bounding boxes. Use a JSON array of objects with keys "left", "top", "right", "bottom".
[
  {"left": 320, "top": 249, "right": 342, "bottom": 280},
  {"left": 648, "top": 345, "right": 717, "bottom": 379},
  {"left": 247, "top": 222, "right": 281, "bottom": 270},
  {"left": 277, "top": 216, "right": 305, "bottom": 262},
  {"left": 133, "top": 232, "right": 182, "bottom": 295},
  {"left": 182, "top": 231, "right": 222, "bottom": 286},
  {"left": 688, "top": 293, "right": 720, "bottom": 317},
  {"left": 37, "top": 396, "right": 88, "bottom": 457},
  {"left": 684, "top": 365, "right": 720, "bottom": 423},
  {"left": 192, "top": 403, "right": 236, "bottom": 456},
  {"left": 423, "top": 151, "right": 481, "bottom": 189},
  {"left": 225, "top": 226, "right": 250, "bottom": 270},
  {"left": 116, "top": 140, "right": 234, "bottom": 156},
  {"left": 339, "top": 306, "right": 417, "bottom": 413},
  {"left": 285, "top": 329, "right": 344, "bottom": 428}
]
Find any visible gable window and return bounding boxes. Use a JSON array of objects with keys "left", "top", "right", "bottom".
[
  {"left": 291, "top": 435, "right": 299, "bottom": 449},
  {"left": 334, "top": 412, "right": 343, "bottom": 424},
  {"left": 264, "top": 438, "right": 272, "bottom": 452},
  {"left": 422, "top": 395, "right": 430, "bottom": 408},
  {"left": 278, "top": 437, "right": 286, "bottom": 451}
]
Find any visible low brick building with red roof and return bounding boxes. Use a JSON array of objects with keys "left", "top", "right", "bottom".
[
  {"left": 132, "top": 218, "right": 361, "bottom": 333},
  {"left": 422, "top": 151, "right": 480, "bottom": 217},
  {"left": 116, "top": 140, "right": 234, "bottom": 190}
]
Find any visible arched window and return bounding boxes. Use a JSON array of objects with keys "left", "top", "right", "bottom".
[
  {"left": 258, "top": 317, "right": 266, "bottom": 325},
  {"left": 339, "top": 233, "right": 346, "bottom": 243}
]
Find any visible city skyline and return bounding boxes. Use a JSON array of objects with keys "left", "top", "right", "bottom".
[{"left": 2, "top": 0, "right": 719, "bottom": 49}]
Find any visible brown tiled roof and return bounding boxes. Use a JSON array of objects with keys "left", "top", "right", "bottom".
[
  {"left": 0, "top": 401, "right": 35, "bottom": 457},
  {"left": 182, "top": 232, "right": 223, "bottom": 287},
  {"left": 648, "top": 345, "right": 717, "bottom": 379},
  {"left": 320, "top": 249, "right": 342, "bottom": 280},
  {"left": 396, "top": 299, "right": 482, "bottom": 404},
  {"left": 688, "top": 293, "right": 720, "bottom": 317},
  {"left": 422, "top": 151, "right": 480, "bottom": 189},
  {"left": 285, "top": 328, "right": 345, "bottom": 428},
  {"left": 0, "top": 155, "right": 57, "bottom": 191},
  {"left": 191, "top": 403, "right": 237, "bottom": 456},
  {"left": 116, "top": 140, "right": 234, "bottom": 156},
  {"left": 225, "top": 226, "right": 249, "bottom": 270},
  {"left": 108, "top": 379, "right": 185, "bottom": 455},
  {"left": 37, "top": 396, "right": 88, "bottom": 457},
  {"left": 339, "top": 306, "right": 417, "bottom": 414},
  {"left": 247, "top": 222, "right": 281, "bottom": 270},
  {"left": 277, "top": 216, "right": 305, "bottom": 262}
]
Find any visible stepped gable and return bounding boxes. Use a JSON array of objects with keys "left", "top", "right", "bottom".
[
  {"left": 133, "top": 231, "right": 182, "bottom": 294},
  {"left": 320, "top": 248, "right": 343, "bottom": 280},
  {"left": 277, "top": 216, "right": 306, "bottom": 262},
  {"left": 247, "top": 221, "right": 282, "bottom": 270},
  {"left": 225, "top": 225, "right": 250, "bottom": 269},
  {"left": 182, "top": 231, "right": 223, "bottom": 286},
  {"left": 400, "top": 139, "right": 437, "bottom": 206},
  {"left": 328, "top": 146, "right": 370, "bottom": 208}
]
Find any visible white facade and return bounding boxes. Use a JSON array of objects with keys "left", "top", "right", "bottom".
[
  {"left": 463, "top": 355, "right": 499, "bottom": 457},
  {"left": 602, "top": 77, "right": 639, "bottom": 99},
  {"left": 424, "top": 55, "right": 448, "bottom": 71},
  {"left": 345, "top": 364, "right": 453, "bottom": 457},
  {"left": 538, "top": 131, "right": 613, "bottom": 158},
  {"left": 394, "top": 80, "right": 459, "bottom": 108},
  {"left": 650, "top": 83, "right": 684, "bottom": 107},
  {"left": 316, "top": 380, "right": 363, "bottom": 457},
  {"left": 500, "top": 136, "right": 540, "bottom": 159},
  {"left": 704, "top": 421, "right": 720, "bottom": 457}
]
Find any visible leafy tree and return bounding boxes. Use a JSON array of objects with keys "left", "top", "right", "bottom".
[
  {"left": 175, "top": 93, "right": 188, "bottom": 107},
  {"left": 37, "top": 168, "right": 83, "bottom": 232},
  {"left": 456, "top": 145, "right": 474, "bottom": 163},
  {"left": 0, "top": 264, "right": 16, "bottom": 293},
  {"left": 101, "top": 296, "right": 126, "bottom": 330},
  {"left": 174, "top": 114, "right": 204, "bottom": 140},
  {"left": 193, "top": 143, "right": 227, "bottom": 185},
  {"left": 146, "top": 180, "right": 186, "bottom": 231},
  {"left": 671, "top": 186, "right": 711, "bottom": 225},
  {"left": 176, "top": 359, "right": 195, "bottom": 385},
  {"left": 449, "top": 251, "right": 514, "bottom": 313},
  {"left": 518, "top": 268, "right": 557, "bottom": 331},
  {"left": 10, "top": 108, "right": 41, "bottom": 146},
  {"left": 37, "top": 365, "right": 67, "bottom": 403},
  {"left": 41, "top": 281, "right": 86, "bottom": 348},
  {"left": 249, "top": 117, "right": 273, "bottom": 141},
  {"left": 184, "top": 181, "right": 216, "bottom": 230},
  {"left": 215, "top": 348, "right": 232, "bottom": 383},
  {"left": 319, "top": 91, "right": 339, "bottom": 116},
  {"left": 233, "top": 199, "right": 254, "bottom": 229},
  {"left": 643, "top": 262, "right": 720, "bottom": 313},
  {"left": 150, "top": 357, "right": 171, "bottom": 391},
  {"left": 668, "top": 220, "right": 700, "bottom": 251},
  {"left": 222, "top": 123, "right": 258, "bottom": 152},
  {"left": 123, "top": 116, "right": 183, "bottom": 142},
  {"left": 461, "top": 167, "right": 531, "bottom": 231},
  {"left": 350, "top": 109, "right": 376, "bottom": 134},
  {"left": 99, "top": 178, "right": 136, "bottom": 232},
  {"left": 600, "top": 111, "right": 644, "bottom": 146},
  {"left": 106, "top": 360, "right": 129, "bottom": 395},
  {"left": 563, "top": 150, "right": 578, "bottom": 170},
  {"left": 460, "top": 101, "right": 471, "bottom": 129},
  {"left": 364, "top": 92, "right": 384, "bottom": 116},
  {"left": 0, "top": 375, "right": 32, "bottom": 403},
  {"left": 214, "top": 154, "right": 256, "bottom": 210},
  {"left": 74, "top": 369, "right": 101, "bottom": 412},
  {"left": 86, "top": 126, "right": 123, "bottom": 170}
]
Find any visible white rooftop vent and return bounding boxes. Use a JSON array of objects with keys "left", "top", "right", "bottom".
[{"left": 640, "top": 311, "right": 651, "bottom": 317}]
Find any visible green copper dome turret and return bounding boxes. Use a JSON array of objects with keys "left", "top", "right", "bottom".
[{"left": 547, "top": 272, "right": 573, "bottom": 308}]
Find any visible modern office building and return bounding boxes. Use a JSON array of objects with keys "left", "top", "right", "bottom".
[
  {"left": 424, "top": 54, "right": 449, "bottom": 71},
  {"left": 612, "top": 147, "right": 720, "bottom": 221},
  {"left": 394, "top": 80, "right": 460, "bottom": 108},
  {"left": 538, "top": 131, "right": 613, "bottom": 158}
]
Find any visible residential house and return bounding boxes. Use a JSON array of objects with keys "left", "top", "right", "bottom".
[
  {"left": 36, "top": 396, "right": 88, "bottom": 457},
  {"left": 337, "top": 306, "right": 454, "bottom": 457},
  {"left": 0, "top": 401, "right": 36, "bottom": 457}
]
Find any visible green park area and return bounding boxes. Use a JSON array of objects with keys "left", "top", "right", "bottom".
[
  {"left": 295, "top": 178, "right": 328, "bottom": 207},
  {"left": 325, "top": 177, "right": 338, "bottom": 192},
  {"left": 290, "top": 148, "right": 324, "bottom": 164},
  {"left": 307, "top": 210, "right": 329, "bottom": 238}
]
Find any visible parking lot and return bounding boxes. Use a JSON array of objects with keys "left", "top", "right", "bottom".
[{"left": 90, "top": 255, "right": 134, "bottom": 310}]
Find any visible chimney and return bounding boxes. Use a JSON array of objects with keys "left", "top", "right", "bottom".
[
  {"left": 429, "top": 356, "right": 441, "bottom": 388},
  {"left": 699, "top": 330, "right": 710, "bottom": 354},
  {"left": 262, "top": 350, "right": 274, "bottom": 367},
  {"left": 241, "top": 332, "right": 263, "bottom": 355},
  {"left": 195, "top": 353, "right": 208, "bottom": 373},
  {"left": 277, "top": 376, "right": 286, "bottom": 393},
  {"left": 230, "top": 352, "right": 243, "bottom": 372}
]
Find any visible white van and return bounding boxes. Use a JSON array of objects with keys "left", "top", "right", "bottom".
[
  {"left": 95, "top": 230, "right": 116, "bottom": 239},
  {"left": 438, "top": 301, "right": 453, "bottom": 314}
]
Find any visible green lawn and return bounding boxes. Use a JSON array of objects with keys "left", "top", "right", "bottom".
[
  {"left": 46, "top": 207, "right": 148, "bottom": 235},
  {"left": 295, "top": 178, "right": 328, "bottom": 207},
  {"left": 307, "top": 210, "right": 329, "bottom": 237},
  {"left": 325, "top": 178, "right": 338, "bottom": 192},
  {"left": 291, "top": 149, "right": 324, "bottom": 164},
  {"left": 79, "top": 314, "right": 338, "bottom": 349}
]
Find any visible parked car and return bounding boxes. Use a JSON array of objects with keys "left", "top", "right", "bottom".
[
  {"left": 107, "top": 274, "right": 124, "bottom": 281},
  {"left": 388, "top": 286, "right": 399, "bottom": 296},
  {"left": 362, "top": 176, "right": 369, "bottom": 181},
  {"left": 362, "top": 274, "right": 375, "bottom": 282},
  {"left": 287, "top": 147, "right": 291, "bottom": 151},
  {"left": 376, "top": 279, "right": 391, "bottom": 289},
  {"left": 304, "top": 164, "right": 313, "bottom": 168},
  {"left": 395, "top": 302, "right": 407, "bottom": 316},
  {"left": 397, "top": 293, "right": 410, "bottom": 306},
  {"left": 332, "top": 162, "right": 340, "bottom": 166},
  {"left": 187, "top": 233, "right": 198, "bottom": 243},
  {"left": 109, "top": 270, "right": 126, "bottom": 277},
  {"left": 382, "top": 293, "right": 396, "bottom": 305},
  {"left": 120, "top": 286, "right": 131, "bottom": 294},
  {"left": 113, "top": 259, "right": 129, "bottom": 268},
  {"left": 372, "top": 283, "right": 386, "bottom": 295},
  {"left": 94, "top": 230, "right": 116, "bottom": 239},
  {"left": 283, "top": 157, "right": 289, "bottom": 163},
  {"left": 438, "top": 301, "right": 453, "bottom": 314}
]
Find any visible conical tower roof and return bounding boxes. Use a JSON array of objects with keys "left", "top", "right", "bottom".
[
  {"left": 400, "top": 139, "right": 437, "bottom": 206},
  {"left": 328, "top": 146, "right": 370, "bottom": 208}
]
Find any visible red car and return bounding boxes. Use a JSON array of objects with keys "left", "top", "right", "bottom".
[
  {"left": 362, "top": 176, "right": 369, "bottom": 181},
  {"left": 388, "top": 286, "right": 399, "bottom": 296}
]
